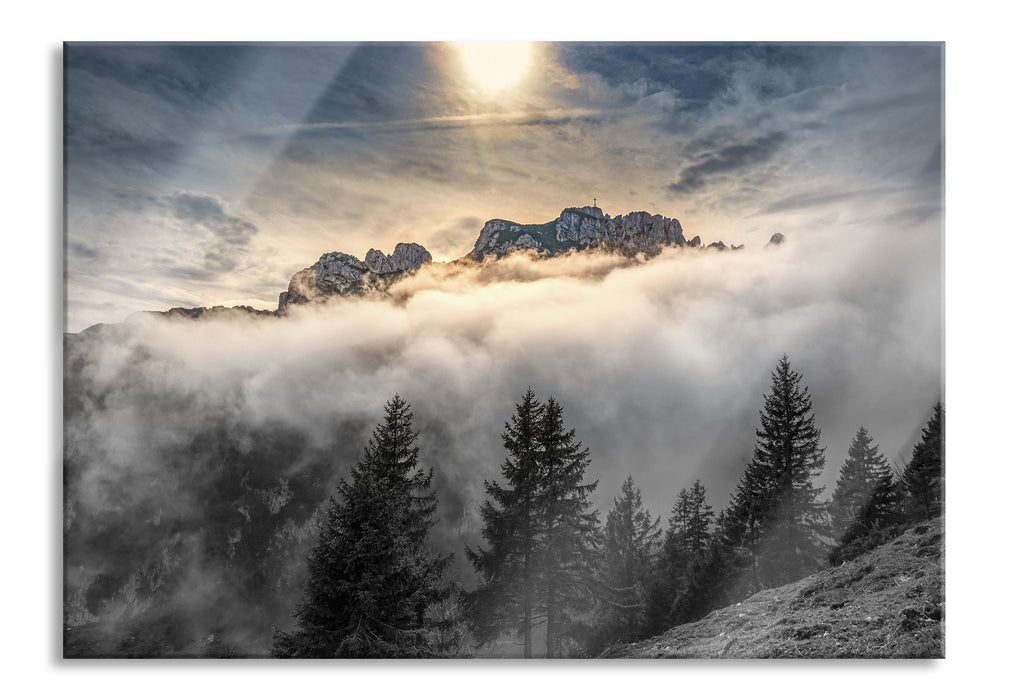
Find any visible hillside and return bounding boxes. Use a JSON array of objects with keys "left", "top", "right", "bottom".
[{"left": 605, "top": 519, "right": 944, "bottom": 658}]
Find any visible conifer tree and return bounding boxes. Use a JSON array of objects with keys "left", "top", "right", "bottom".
[
  {"left": 272, "top": 396, "right": 452, "bottom": 658},
  {"left": 723, "top": 355, "right": 828, "bottom": 590},
  {"left": 829, "top": 427, "right": 892, "bottom": 538},
  {"left": 669, "top": 512, "right": 739, "bottom": 625},
  {"left": 677, "top": 480, "right": 715, "bottom": 558},
  {"left": 902, "top": 402, "right": 944, "bottom": 521},
  {"left": 645, "top": 522, "right": 684, "bottom": 635},
  {"left": 828, "top": 464, "right": 904, "bottom": 565},
  {"left": 465, "top": 388, "right": 544, "bottom": 657},
  {"left": 466, "top": 389, "right": 600, "bottom": 658},
  {"left": 593, "top": 476, "right": 661, "bottom": 647},
  {"left": 538, "top": 397, "right": 599, "bottom": 658},
  {"left": 647, "top": 480, "right": 714, "bottom": 633}
]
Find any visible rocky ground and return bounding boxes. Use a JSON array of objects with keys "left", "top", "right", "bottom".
[{"left": 606, "top": 519, "right": 944, "bottom": 658}]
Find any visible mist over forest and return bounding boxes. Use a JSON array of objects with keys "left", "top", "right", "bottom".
[{"left": 63, "top": 217, "right": 941, "bottom": 654}]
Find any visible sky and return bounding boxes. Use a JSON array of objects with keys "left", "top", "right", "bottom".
[{"left": 64, "top": 42, "right": 942, "bottom": 332}]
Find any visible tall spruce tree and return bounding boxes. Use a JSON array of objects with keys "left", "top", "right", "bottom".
[
  {"left": 593, "top": 476, "right": 661, "bottom": 648},
  {"left": 828, "top": 427, "right": 892, "bottom": 538},
  {"left": 648, "top": 480, "right": 715, "bottom": 633},
  {"left": 466, "top": 389, "right": 600, "bottom": 658},
  {"left": 272, "top": 396, "right": 452, "bottom": 658},
  {"left": 902, "top": 402, "right": 944, "bottom": 521},
  {"left": 724, "top": 355, "right": 828, "bottom": 590},
  {"left": 676, "top": 480, "right": 715, "bottom": 558},
  {"left": 537, "top": 397, "right": 600, "bottom": 658},
  {"left": 465, "top": 388, "right": 544, "bottom": 657},
  {"left": 669, "top": 511, "right": 740, "bottom": 625}
]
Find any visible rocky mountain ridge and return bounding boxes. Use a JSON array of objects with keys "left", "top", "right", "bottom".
[
  {"left": 469, "top": 206, "right": 690, "bottom": 260},
  {"left": 81, "top": 206, "right": 782, "bottom": 326},
  {"left": 275, "top": 206, "right": 765, "bottom": 312},
  {"left": 278, "top": 242, "right": 432, "bottom": 311}
]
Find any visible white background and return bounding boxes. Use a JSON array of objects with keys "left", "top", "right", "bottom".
[{"left": 3, "top": 2, "right": 1003, "bottom": 698}]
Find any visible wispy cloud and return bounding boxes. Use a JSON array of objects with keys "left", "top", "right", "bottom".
[
  {"left": 760, "top": 187, "right": 896, "bottom": 215},
  {"left": 164, "top": 192, "right": 259, "bottom": 276},
  {"left": 265, "top": 107, "right": 607, "bottom": 134},
  {"left": 668, "top": 132, "right": 789, "bottom": 194}
]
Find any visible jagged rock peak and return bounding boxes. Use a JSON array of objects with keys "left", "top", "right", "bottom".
[
  {"left": 364, "top": 242, "right": 433, "bottom": 274},
  {"left": 767, "top": 232, "right": 785, "bottom": 246},
  {"left": 469, "top": 206, "right": 689, "bottom": 260},
  {"left": 278, "top": 242, "right": 431, "bottom": 311}
]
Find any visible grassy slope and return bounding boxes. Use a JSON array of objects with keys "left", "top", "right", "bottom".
[{"left": 606, "top": 518, "right": 944, "bottom": 658}]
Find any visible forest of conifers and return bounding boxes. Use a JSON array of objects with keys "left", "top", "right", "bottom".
[{"left": 271, "top": 355, "right": 944, "bottom": 658}]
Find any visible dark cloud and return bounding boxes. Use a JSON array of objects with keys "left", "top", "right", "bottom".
[
  {"left": 921, "top": 142, "right": 943, "bottom": 180},
  {"left": 164, "top": 192, "right": 258, "bottom": 274},
  {"left": 63, "top": 44, "right": 249, "bottom": 176},
  {"left": 557, "top": 43, "right": 738, "bottom": 101},
  {"left": 668, "top": 131, "right": 788, "bottom": 194},
  {"left": 69, "top": 241, "right": 102, "bottom": 261},
  {"left": 761, "top": 187, "right": 886, "bottom": 215}
]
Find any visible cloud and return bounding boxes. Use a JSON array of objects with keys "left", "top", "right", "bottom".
[
  {"left": 425, "top": 216, "right": 485, "bottom": 259},
  {"left": 667, "top": 131, "right": 789, "bottom": 194},
  {"left": 162, "top": 192, "right": 259, "bottom": 276},
  {"left": 270, "top": 108, "right": 606, "bottom": 135},
  {"left": 921, "top": 142, "right": 943, "bottom": 180},
  {"left": 760, "top": 187, "right": 892, "bottom": 215},
  {"left": 68, "top": 241, "right": 103, "bottom": 262}
]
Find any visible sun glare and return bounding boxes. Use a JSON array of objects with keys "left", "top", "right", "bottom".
[{"left": 455, "top": 41, "right": 533, "bottom": 93}]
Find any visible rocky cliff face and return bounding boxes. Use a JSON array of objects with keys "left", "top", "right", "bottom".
[
  {"left": 279, "top": 242, "right": 432, "bottom": 311},
  {"left": 469, "top": 206, "right": 692, "bottom": 260}
]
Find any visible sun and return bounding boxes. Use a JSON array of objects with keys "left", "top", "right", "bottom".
[{"left": 455, "top": 41, "right": 533, "bottom": 94}]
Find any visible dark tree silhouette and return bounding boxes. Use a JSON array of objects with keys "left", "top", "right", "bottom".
[
  {"left": 591, "top": 476, "right": 661, "bottom": 650},
  {"left": 465, "top": 388, "right": 544, "bottom": 657},
  {"left": 669, "top": 511, "right": 741, "bottom": 625},
  {"left": 828, "top": 464, "right": 904, "bottom": 565},
  {"left": 272, "top": 396, "right": 452, "bottom": 658},
  {"left": 902, "top": 402, "right": 944, "bottom": 521},
  {"left": 466, "top": 389, "right": 599, "bottom": 658},
  {"left": 723, "top": 355, "right": 828, "bottom": 590},
  {"left": 829, "top": 427, "right": 892, "bottom": 538},
  {"left": 672, "top": 480, "right": 715, "bottom": 559},
  {"left": 647, "top": 479, "right": 715, "bottom": 633},
  {"left": 538, "top": 397, "right": 600, "bottom": 658}
]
